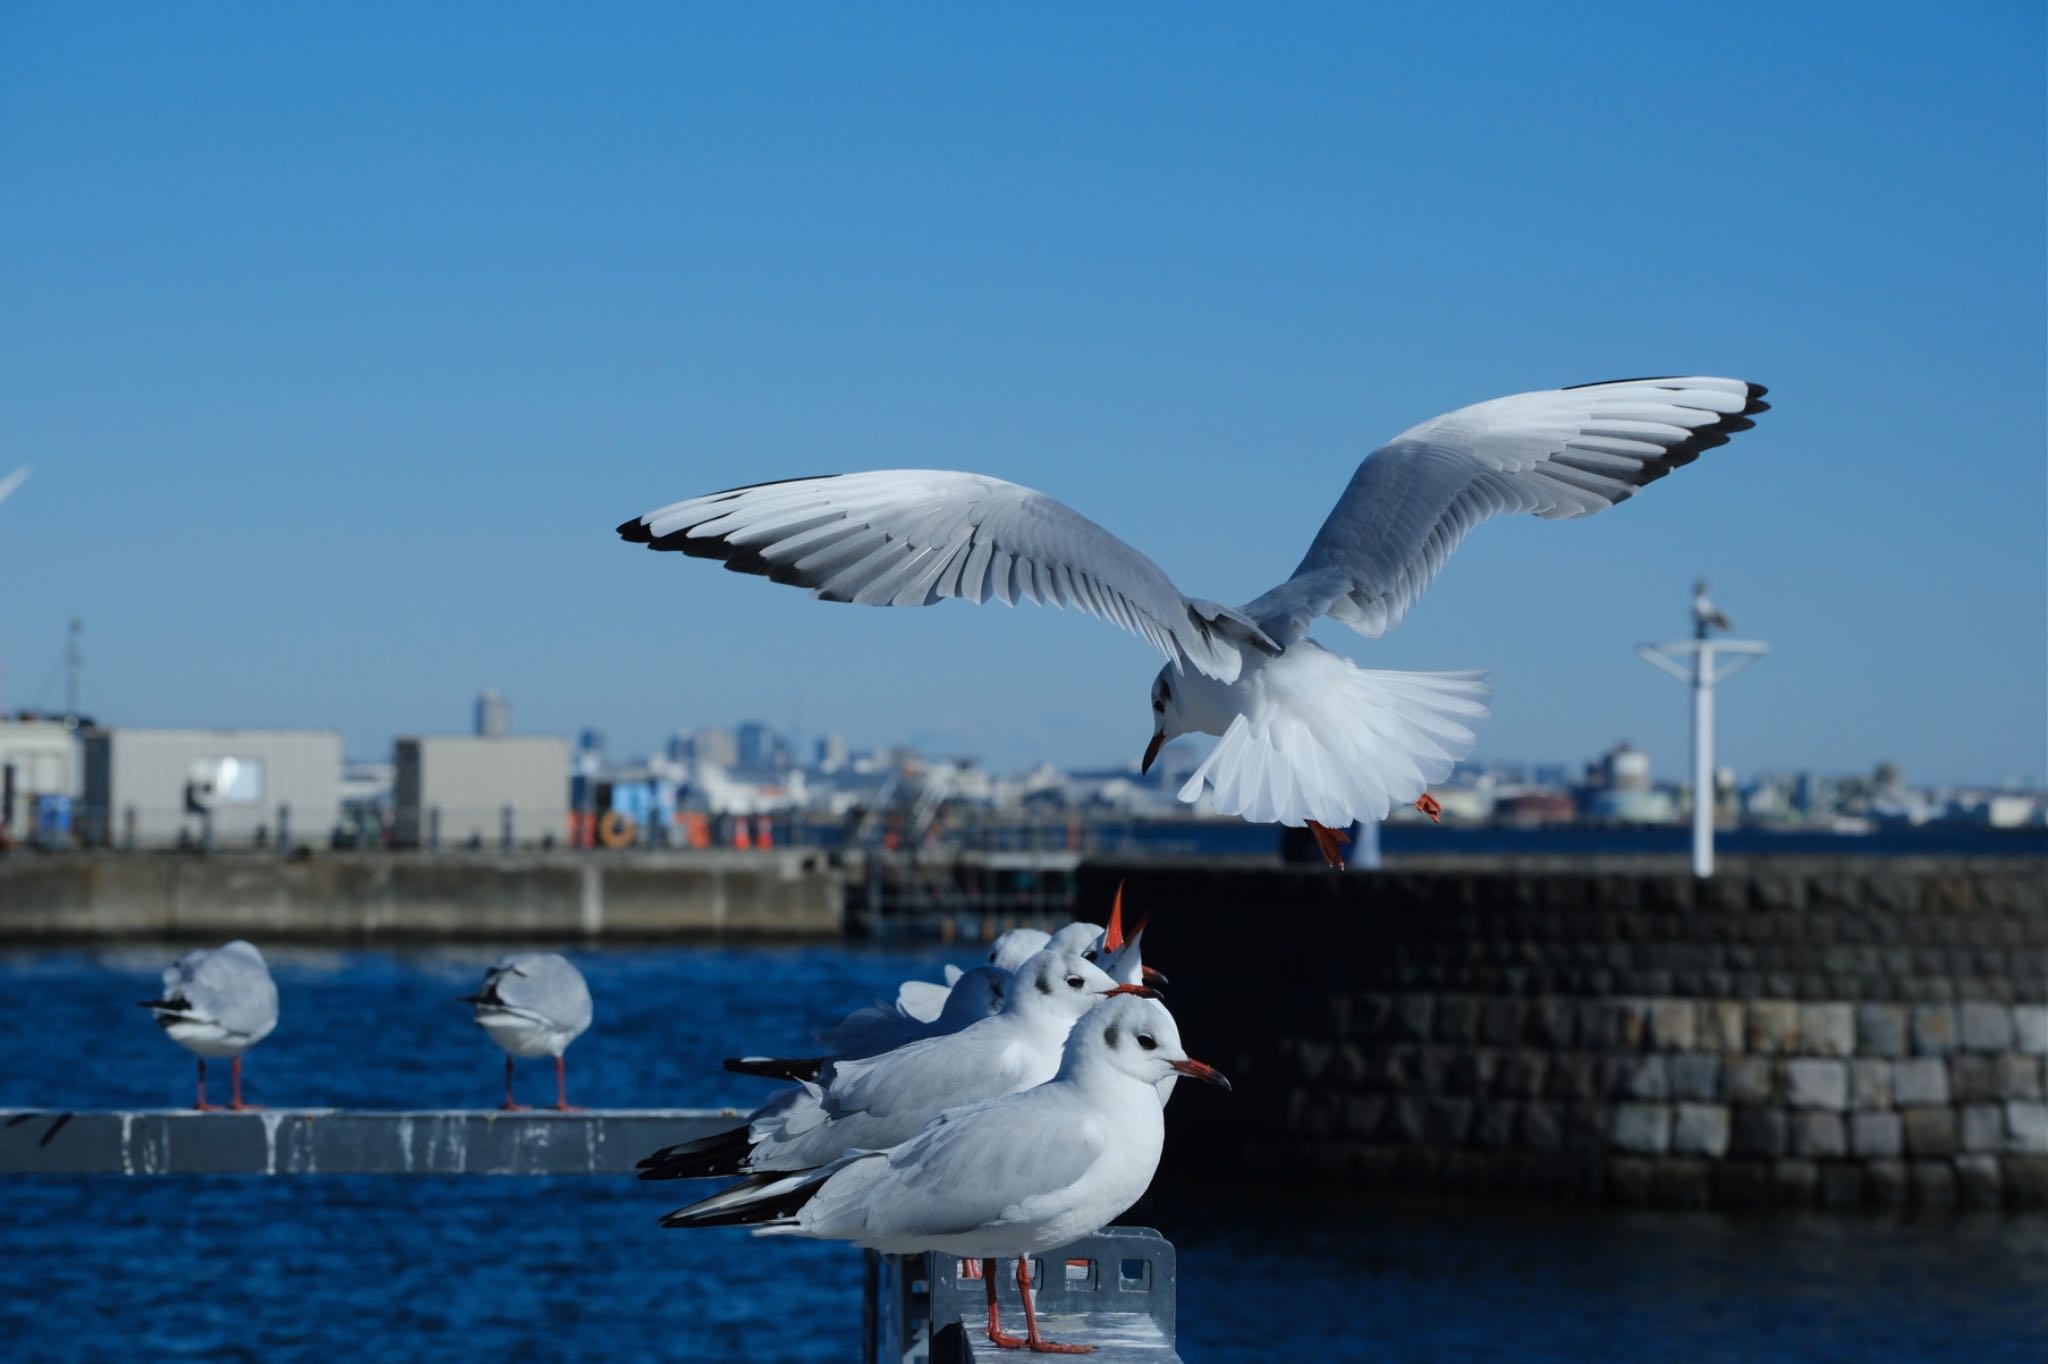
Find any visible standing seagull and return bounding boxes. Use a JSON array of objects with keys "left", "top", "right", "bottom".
[
  {"left": 618, "top": 377, "right": 1768, "bottom": 866},
  {"left": 1692, "top": 578, "right": 1734, "bottom": 638},
  {"left": 464, "top": 954, "right": 593, "bottom": 1111},
  {"left": 138, "top": 940, "right": 279, "bottom": 1111},
  {"left": 659, "top": 993, "right": 1229, "bottom": 1353}
]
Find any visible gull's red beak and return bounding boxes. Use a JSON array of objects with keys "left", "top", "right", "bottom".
[
  {"left": 1169, "top": 1056, "right": 1231, "bottom": 1091},
  {"left": 1103, "top": 882, "right": 1128, "bottom": 953},
  {"left": 1141, "top": 730, "right": 1165, "bottom": 775},
  {"left": 1099, "top": 983, "right": 1160, "bottom": 999},
  {"left": 1142, "top": 964, "right": 1170, "bottom": 987}
]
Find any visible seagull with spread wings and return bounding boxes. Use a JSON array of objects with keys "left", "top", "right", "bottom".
[{"left": 620, "top": 376, "right": 1768, "bottom": 866}]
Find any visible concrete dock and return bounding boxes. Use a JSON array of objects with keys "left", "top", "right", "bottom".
[{"left": 0, "top": 849, "right": 843, "bottom": 941}]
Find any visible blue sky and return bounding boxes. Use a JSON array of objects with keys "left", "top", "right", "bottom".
[{"left": 2, "top": 2, "right": 2042, "bottom": 785}]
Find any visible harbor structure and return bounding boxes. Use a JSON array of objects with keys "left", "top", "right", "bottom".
[
  {"left": 393, "top": 734, "right": 571, "bottom": 849},
  {"left": 79, "top": 727, "right": 341, "bottom": 850}
]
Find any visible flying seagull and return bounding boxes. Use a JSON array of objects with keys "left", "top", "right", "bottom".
[{"left": 619, "top": 376, "right": 1768, "bottom": 865}]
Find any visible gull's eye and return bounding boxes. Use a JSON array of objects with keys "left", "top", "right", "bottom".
[
  {"left": 1065, "top": 974, "right": 1085, "bottom": 989},
  {"left": 1136, "top": 1033, "right": 1158, "bottom": 1051}
]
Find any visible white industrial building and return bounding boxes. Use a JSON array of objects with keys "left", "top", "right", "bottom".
[
  {"left": 80, "top": 728, "right": 342, "bottom": 849},
  {"left": 0, "top": 718, "right": 80, "bottom": 843},
  {"left": 393, "top": 735, "right": 569, "bottom": 848}
]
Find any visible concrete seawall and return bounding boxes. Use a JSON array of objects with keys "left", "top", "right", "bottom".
[
  {"left": 0, "top": 850, "right": 843, "bottom": 940},
  {"left": 1083, "top": 857, "right": 2048, "bottom": 1209}
]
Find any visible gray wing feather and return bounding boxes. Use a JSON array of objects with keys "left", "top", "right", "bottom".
[
  {"left": 484, "top": 954, "right": 593, "bottom": 1035},
  {"left": 1243, "top": 378, "right": 1769, "bottom": 643},
  {"left": 619, "top": 471, "right": 1276, "bottom": 681},
  {"left": 167, "top": 941, "right": 279, "bottom": 1039}
]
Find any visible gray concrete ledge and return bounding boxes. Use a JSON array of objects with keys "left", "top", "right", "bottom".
[
  {"left": 0, "top": 850, "right": 844, "bottom": 941},
  {"left": 0, "top": 1108, "right": 738, "bottom": 1175}
]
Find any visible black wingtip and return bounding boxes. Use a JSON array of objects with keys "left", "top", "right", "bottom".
[{"left": 617, "top": 517, "right": 654, "bottom": 543}]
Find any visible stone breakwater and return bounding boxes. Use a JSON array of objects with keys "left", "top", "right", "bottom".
[{"left": 1080, "top": 856, "right": 2048, "bottom": 1209}]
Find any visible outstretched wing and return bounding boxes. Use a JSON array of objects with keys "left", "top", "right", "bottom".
[
  {"left": 619, "top": 471, "right": 1275, "bottom": 681},
  {"left": 1242, "top": 377, "right": 1769, "bottom": 643}
]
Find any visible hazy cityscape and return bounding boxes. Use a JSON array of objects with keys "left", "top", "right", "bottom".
[{"left": 2, "top": 687, "right": 2041, "bottom": 853}]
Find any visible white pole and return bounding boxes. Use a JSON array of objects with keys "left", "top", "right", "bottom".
[{"left": 1692, "top": 644, "right": 1714, "bottom": 879}]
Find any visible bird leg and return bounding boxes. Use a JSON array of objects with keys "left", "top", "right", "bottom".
[
  {"left": 1015, "top": 1255, "right": 1093, "bottom": 1353},
  {"left": 984, "top": 1258, "right": 1027, "bottom": 1349},
  {"left": 194, "top": 1057, "right": 222, "bottom": 1112},
  {"left": 500, "top": 1055, "right": 530, "bottom": 1112},
  {"left": 961, "top": 1258, "right": 985, "bottom": 1280},
  {"left": 228, "top": 1055, "right": 261, "bottom": 1111},
  {"left": 552, "top": 1055, "right": 583, "bottom": 1112},
  {"left": 1414, "top": 792, "right": 1442, "bottom": 823},
  {"left": 1306, "top": 819, "right": 1349, "bottom": 869}
]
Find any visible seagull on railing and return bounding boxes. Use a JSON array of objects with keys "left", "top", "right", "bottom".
[
  {"left": 620, "top": 376, "right": 1768, "bottom": 868},
  {"left": 659, "top": 992, "right": 1229, "bottom": 1354},
  {"left": 639, "top": 953, "right": 1146, "bottom": 1182},
  {"left": 1693, "top": 578, "right": 1735, "bottom": 638},
  {"left": 464, "top": 954, "right": 593, "bottom": 1111},
  {"left": 138, "top": 940, "right": 279, "bottom": 1111}
]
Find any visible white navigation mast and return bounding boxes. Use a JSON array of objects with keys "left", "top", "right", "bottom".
[{"left": 1637, "top": 579, "right": 1766, "bottom": 879}]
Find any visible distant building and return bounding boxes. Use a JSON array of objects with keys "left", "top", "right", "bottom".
[
  {"left": 393, "top": 735, "right": 569, "bottom": 848},
  {"left": 0, "top": 718, "right": 79, "bottom": 843},
  {"left": 683, "top": 725, "right": 738, "bottom": 769},
  {"left": 474, "top": 689, "right": 510, "bottom": 738},
  {"left": 814, "top": 732, "right": 849, "bottom": 772},
  {"left": 80, "top": 727, "right": 341, "bottom": 849}
]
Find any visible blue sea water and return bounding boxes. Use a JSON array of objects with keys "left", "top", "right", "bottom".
[{"left": 4, "top": 946, "right": 2044, "bottom": 1362}]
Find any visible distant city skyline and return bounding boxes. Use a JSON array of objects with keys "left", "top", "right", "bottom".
[{"left": 1, "top": 5, "right": 2041, "bottom": 787}]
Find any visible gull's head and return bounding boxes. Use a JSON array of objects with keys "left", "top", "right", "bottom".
[
  {"left": 1074, "top": 993, "right": 1230, "bottom": 1092},
  {"left": 1009, "top": 951, "right": 1131, "bottom": 1024},
  {"left": 938, "top": 965, "right": 1008, "bottom": 1025},
  {"left": 1143, "top": 666, "right": 1186, "bottom": 774},
  {"left": 986, "top": 927, "right": 1052, "bottom": 974}
]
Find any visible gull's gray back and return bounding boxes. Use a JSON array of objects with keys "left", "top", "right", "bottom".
[
  {"left": 482, "top": 953, "right": 594, "bottom": 1035},
  {"left": 164, "top": 940, "right": 280, "bottom": 1040}
]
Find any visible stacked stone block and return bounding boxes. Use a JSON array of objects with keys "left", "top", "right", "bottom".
[{"left": 1267, "top": 994, "right": 2048, "bottom": 1207}]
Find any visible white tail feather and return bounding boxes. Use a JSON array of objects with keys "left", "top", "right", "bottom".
[{"left": 1177, "top": 655, "right": 1491, "bottom": 827}]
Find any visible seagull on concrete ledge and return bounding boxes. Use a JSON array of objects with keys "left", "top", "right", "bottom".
[
  {"left": 638, "top": 953, "right": 1144, "bottom": 1181},
  {"left": 659, "top": 992, "right": 1230, "bottom": 1354},
  {"left": 619, "top": 377, "right": 1769, "bottom": 867},
  {"left": 464, "top": 954, "right": 593, "bottom": 1111},
  {"left": 138, "top": 940, "right": 279, "bottom": 1111}
]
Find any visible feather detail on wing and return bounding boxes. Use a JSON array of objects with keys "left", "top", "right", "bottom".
[
  {"left": 1243, "top": 377, "right": 1769, "bottom": 643},
  {"left": 618, "top": 470, "right": 1276, "bottom": 681},
  {"left": 1177, "top": 648, "right": 1492, "bottom": 826}
]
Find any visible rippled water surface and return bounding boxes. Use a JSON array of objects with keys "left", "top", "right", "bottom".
[{"left": 5, "top": 946, "right": 2043, "bottom": 1362}]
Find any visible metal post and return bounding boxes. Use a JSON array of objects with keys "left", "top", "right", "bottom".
[
  {"left": 501, "top": 804, "right": 514, "bottom": 852},
  {"left": 277, "top": 803, "right": 292, "bottom": 854},
  {"left": 1639, "top": 595, "right": 1765, "bottom": 881},
  {"left": 427, "top": 804, "right": 441, "bottom": 853},
  {"left": 1691, "top": 645, "right": 1713, "bottom": 879}
]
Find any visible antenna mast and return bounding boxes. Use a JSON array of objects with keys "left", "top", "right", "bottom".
[{"left": 1637, "top": 580, "right": 1765, "bottom": 879}]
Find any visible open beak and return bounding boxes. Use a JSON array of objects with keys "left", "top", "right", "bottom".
[
  {"left": 1169, "top": 1056, "right": 1232, "bottom": 1091},
  {"left": 1099, "top": 983, "right": 1160, "bottom": 999},
  {"left": 1142, "top": 964, "right": 1170, "bottom": 987},
  {"left": 1103, "top": 882, "right": 1128, "bottom": 953},
  {"left": 1141, "top": 730, "right": 1165, "bottom": 775}
]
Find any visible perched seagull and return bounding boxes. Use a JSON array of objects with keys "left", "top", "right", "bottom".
[
  {"left": 619, "top": 377, "right": 1768, "bottom": 867},
  {"left": 660, "top": 993, "right": 1229, "bottom": 1354},
  {"left": 1693, "top": 578, "right": 1734, "bottom": 638},
  {"left": 137, "top": 940, "right": 279, "bottom": 1111},
  {"left": 896, "top": 925, "right": 1059, "bottom": 1025},
  {"left": 464, "top": 954, "right": 594, "bottom": 1111},
  {"left": 638, "top": 952, "right": 1145, "bottom": 1181},
  {"left": 725, "top": 964, "right": 1010, "bottom": 1082}
]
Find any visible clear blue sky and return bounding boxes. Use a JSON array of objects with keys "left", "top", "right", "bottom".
[{"left": 2, "top": 2, "right": 2042, "bottom": 786}]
